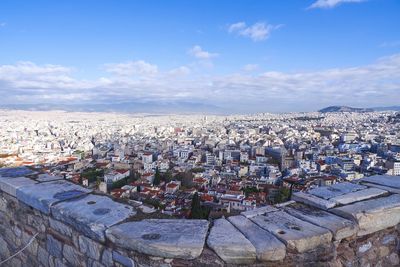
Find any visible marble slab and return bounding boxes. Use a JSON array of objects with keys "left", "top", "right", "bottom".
[
  {"left": 16, "top": 180, "right": 91, "bottom": 214},
  {"left": 107, "top": 219, "right": 209, "bottom": 260},
  {"left": 52, "top": 194, "right": 136, "bottom": 242},
  {"left": 251, "top": 211, "right": 332, "bottom": 252}
]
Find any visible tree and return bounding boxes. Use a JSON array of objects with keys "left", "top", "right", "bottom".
[
  {"left": 153, "top": 168, "right": 161, "bottom": 186},
  {"left": 274, "top": 187, "right": 291, "bottom": 203},
  {"left": 190, "top": 192, "right": 203, "bottom": 219}
]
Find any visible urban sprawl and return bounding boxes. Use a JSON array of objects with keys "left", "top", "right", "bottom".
[{"left": 0, "top": 110, "right": 399, "bottom": 219}]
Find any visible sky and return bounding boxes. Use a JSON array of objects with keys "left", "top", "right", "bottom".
[{"left": 0, "top": 0, "right": 399, "bottom": 113}]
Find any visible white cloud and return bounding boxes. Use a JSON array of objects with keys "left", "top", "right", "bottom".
[
  {"left": 0, "top": 22, "right": 6, "bottom": 27},
  {"left": 103, "top": 60, "right": 158, "bottom": 76},
  {"left": 228, "top": 22, "right": 282, "bottom": 42},
  {"left": 168, "top": 66, "right": 191, "bottom": 76},
  {"left": 308, "top": 0, "right": 366, "bottom": 9},
  {"left": 188, "top": 45, "right": 219, "bottom": 59},
  {"left": 242, "top": 64, "right": 259, "bottom": 72},
  {"left": 0, "top": 54, "right": 399, "bottom": 112}
]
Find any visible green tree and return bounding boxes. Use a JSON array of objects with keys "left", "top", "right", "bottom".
[
  {"left": 190, "top": 192, "right": 210, "bottom": 219},
  {"left": 190, "top": 192, "right": 203, "bottom": 219},
  {"left": 153, "top": 168, "right": 161, "bottom": 186},
  {"left": 274, "top": 187, "right": 291, "bottom": 203}
]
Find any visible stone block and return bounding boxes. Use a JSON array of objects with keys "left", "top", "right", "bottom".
[
  {"left": 292, "top": 191, "right": 336, "bottom": 210},
  {"left": 228, "top": 215, "right": 286, "bottom": 261},
  {"left": 251, "top": 210, "right": 332, "bottom": 252},
  {"left": 52, "top": 194, "right": 136, "bottom": 242},
  {"left": 308, "top": 182, "right": 367, "bottom": 200},
  {"left": 0, "top": 177, "right": 37, "bottom": 197},
  {"left": 284, "top": 202, "right": 357, "bottom": 240},
  {"left": 112, "top": 251, "right": 135, "bottom": 267},
  {"left": 240, "top": 205, "right": 278, "bottom": 218},
  {"left": 79, "top": 235, "right": 103, "bottom": 261},
  {"left": 0, "top": 167, "right": 36, "bottom": 178},
  {"left": 106, "top": 219, "right": 209, "bottom": 260},
  {"left": 360, "top": 175, "right": 400, "bottom": 189},
  {"left": 207, "top": 218, "right": 256, "bottom": 264},
  {"left": 49, "top": 218, "right": 73, "bottom": 237},
  {"left": 361, "top": 182, "right": 400, "bottom": 194},
  {"left": 47, "top": 234, "right": 63, "bottom": 259},
  {"left": 331, "top": 194, "right": 400, "bottom": 236},
  {"left": 16, "top": 180, "right": 91, "bottom": 214},
  {"left": 36, "top": 174, "right": 64, "bottom": 182},
  {"left": 63, "top": 244, "right": 83, "bottom": 267},
  {"left": 330, "top": 188, "right": 388, "bottom": 205}
]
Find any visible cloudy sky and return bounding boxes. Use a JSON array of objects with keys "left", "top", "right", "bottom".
[{"left": 0, "top": 0, "right": 399, "bottom": 113}]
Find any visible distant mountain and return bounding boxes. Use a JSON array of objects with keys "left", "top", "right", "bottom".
[
  {"left": 371, "top": 106, "right": 400, "bottom": 112},
  {"left": 319, "top": 105, "right": 400, "bottom": 113},
  {"left": 318, "top": 106, "right": 373, "bottom": 113}
]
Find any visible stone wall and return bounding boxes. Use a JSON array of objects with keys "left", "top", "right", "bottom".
[{"left": 0, "top": 168, "right": 399, "bottom": 267}]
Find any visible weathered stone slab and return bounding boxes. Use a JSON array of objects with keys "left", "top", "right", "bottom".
[
  {"left": 52, "top": 194, "right": 136, "bottom": 242},
  {"left": 251, "top": 211, "right": 332, "bottom": 252},
  {"left": 0, "top": 177, "right": 37, "bottom": 197},
  {"left": 36, "top": 173, "right": 64, "bottom": 182},
  {"left": 207, "top": 218, "right": 256, "bottom": 264},
  {"left": 241, "top": 205, "right": 278, "bottom": 218},
  {"left": 16, "top": 180, "right": 91, "bottom": 214},
  {"left": 361, "top": 182, "right": 400, "bottom": 194},
  {"left": 309, "top": 182, "right": 367, "bottom": 200},
  {"left": 0, "top": 166, "right": 36, "bottom": 178},
  {"left": 283, "top": 203, "right": 357, "bottom": 240},
  {"left": 228, "top": 215, "right": 286, "bottom": 261},
  {"left": 331, "top": 194, "right": 400, "bottom": 236},
  {"left": 292, "top": 191, "right": 336, "bottom": 210},
  {"left": 106, "top": 219, "right": 209, "bottom": 260},
  {"left": 330, "top": 188, "right": 388, "bottom": 205},
  {"left": 360, "top": 175, "right": 400, "bottom": 189}
]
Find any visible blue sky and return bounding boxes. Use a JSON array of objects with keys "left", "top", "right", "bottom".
[{"left": 0, "top": 0, "right": 399, "bottom": 113}]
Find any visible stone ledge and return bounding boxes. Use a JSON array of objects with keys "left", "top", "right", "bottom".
[
  {"left": 228, "top": 215, "right": 286, "bottom": 261},
  {"left": 331, "top": 194, "right": 400, "bottom": 236},
  {"left": 51, "top": 194, "right": 136, "bottom": 242},
  {"left": 207, "top": 218, "right": 256, "bottom": 264},
  {"left": 106, "top": 219, "right": 209, "bottom": 260},
  {"left": 0, "top": 168, "right": 399, "bottom": 266},
  {"left": 250, "top": 210, "right": 333, "bottom": 253}
]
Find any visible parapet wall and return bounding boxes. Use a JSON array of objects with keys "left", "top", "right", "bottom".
[{"left": 0, "top": 168, "right": 399, "bottom": 267}]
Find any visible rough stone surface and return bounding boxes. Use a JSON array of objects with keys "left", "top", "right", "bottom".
[
  {"left": 51, "top": 194, "right": 135, "bottom": 242},
  {"left": 361, "top": 175, "right": 400, "bottom": 189},
  {"left": 330, "top": 187, "right": 388, "bottom": 205},
  {"left": 207, "top": 218, "right": 256, "bottom": 264},
  {"left": 49, "top": 218, "right": 73, "bottom": 237},
  {"left": 106, "top": 219, "right": 208, "bottom": 260},
  {"left": 0, "top": 166, "right": 36, "bottom": 178},
  {"left": 360, "top": 182, "right": 400, "bottom": 194},
  {"left": 47, "top": 234, "right": 63, "bottom": 259},
  {"left": 0, "top": 177, "right": 37, "bottom": 197},
  {"left": 251, "top": 210, "right": 333, "bottom": 252},
  {"left": 79, "top": 235, "right": 103, "bottom": 261},
  {"left": 36, "top": 174, "right": 64, "bottom": 182},
  {"left": 112, "top": 251, "right": 135, "bottom": 267},
  {"left": 308, "top": 182, "right": 367, "bottom": 200},
  {"left": 284, "top": 203, "right": 358, "bottom": 240},
  {"left": 62, "top": 244, "right": 82, "bottom": 266},
  {"left": 228, "top": 215, "right": 286, "bottom": 261},
  {"left": 331, "top": 194, "right": 400, "bottom": 236},
  {"left": 16, "top": 180, "right": 91, "bottom": 214},
  {"left": 240, "top": 205, "right": 278, "bottom": 218},
  {"left": 292, "top": 191, "right": 336, "bottom": 210},
  {"left": 101, "top": 249, "right": 114, "bottom": 267}
]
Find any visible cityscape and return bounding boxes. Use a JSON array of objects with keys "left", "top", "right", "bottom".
[{"left": 0, "top": 0, "right": 400, "bottom": 267}]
